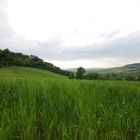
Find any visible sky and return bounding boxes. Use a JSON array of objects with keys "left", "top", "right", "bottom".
[{"left": 0, "top": 0, "right": 140, "bottom": 69}]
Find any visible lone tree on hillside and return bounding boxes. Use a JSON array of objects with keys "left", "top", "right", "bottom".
[
  {"left": 76, "top": 67, "right": 86, "bottom": 79},
  {"left": 68, "top": 72, "right": 75, "bottom": 79}
]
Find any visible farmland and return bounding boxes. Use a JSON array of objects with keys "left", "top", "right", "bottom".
[{"left": 0, "top": 67, "right": 140, "bottom": 140}]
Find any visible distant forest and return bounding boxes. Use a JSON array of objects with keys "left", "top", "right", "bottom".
[{"left": 0, "top": 49, "right": 71, "bottom": 76}]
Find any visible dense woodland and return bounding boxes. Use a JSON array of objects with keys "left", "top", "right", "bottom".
[
  {"left": 85, "top": 72, "right": 140, "bottom": 81},
  {"left": 0, "top": 49, "right": 71, "bottom": 76}
]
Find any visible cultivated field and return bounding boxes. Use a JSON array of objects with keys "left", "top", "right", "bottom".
[{"left": 0, "top": 67, "right": 140, "bottom": 140}]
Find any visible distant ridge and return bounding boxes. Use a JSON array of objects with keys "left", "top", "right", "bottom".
[
  {"left": 67, "top": 63, "right": 140, "bottom": 73},
  {"left": 94, "top": 63, "right": 140, "bottom": 73},
  {"left": 67, "top": 68, "right": 105, "bottom": 72},
  {"left": 123, "top": 63, "right": 140, "bottom": 68}
]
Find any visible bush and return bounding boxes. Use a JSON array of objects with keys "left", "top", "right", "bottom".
[
  {"left": 87, "top": 72, "right": 99, "bottom": 80},
  {"left": 68, "top": 73, "right": 75, "bottom": 79}
]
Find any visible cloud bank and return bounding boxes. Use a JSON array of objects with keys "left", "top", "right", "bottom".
[{"left": 0, "top": 0, "right": 140, "bottom": 68}]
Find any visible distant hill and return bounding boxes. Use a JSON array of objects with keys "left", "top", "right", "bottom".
[
  {"left": 67, "top": 68, "right": 105, "bottom": 72},
  {"left": 95, "top": 63, "right": 140, "bottom": 74},
  {"left": 85, "top": 68, "right": 106, "bottom": 72},
  {"left": 123, "top": 63, "right": 140, "bottom": 69},
  {"left": 68, "top": 63, "right": 140, "bottom": 74}
]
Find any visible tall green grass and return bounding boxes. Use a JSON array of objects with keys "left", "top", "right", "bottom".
[{"left": 0, "top": 67, "right": 140, "bottom": 140}]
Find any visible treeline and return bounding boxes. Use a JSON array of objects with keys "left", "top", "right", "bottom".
[
  {"left": 69, "top": 67, "right": 140, "bottom": 81},
  {"left": 85, "top": 72, "right": 140, "bottom": 81},
  {"left": 0, "top": 49, "right": 71, "bottom": 76}
]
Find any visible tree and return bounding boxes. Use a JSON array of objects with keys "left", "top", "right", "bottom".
[
  {"left": 136, "top": 72, "right": 140, "bottom": 81},
  {"left": 87, "top": 72, "right": 99, "bottom": 80},
  {"left": 68, "top": 72, "right": 75, "bottom": 79},
  {"left": 76, "top": 67, "right": 86, "bottom": 79},
  {"left": 0, "top": 48, "right": 72, "bottom": 76}
]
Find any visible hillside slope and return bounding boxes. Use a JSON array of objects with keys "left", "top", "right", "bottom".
[
  {"left": 0, "top": 48, "right": 71, "bottom": 76},
  {"left": 0, "top": 67, "right": 140, "bottom": 139},
  {"left": 0, "top": 66, "right": 67, "bottom": 80},
  {"left": 91, "top": 63, "right": 140, "bottom": 74},
  {"left": 123, "top": 63, "right": 140, "bottom": 69}
]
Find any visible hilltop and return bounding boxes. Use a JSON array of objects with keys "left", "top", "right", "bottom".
[
  {"left": 68, "top": 63, "right": 140, "bottom": 74},
  {"left": 123, "top": 63, "right": 140, "bottom": 69},
  {"left": 0, "top": 48, "right": 71, "bottom": 76},
  {"left": 96, "top": 63, "right": 140, "bottom": 74}
]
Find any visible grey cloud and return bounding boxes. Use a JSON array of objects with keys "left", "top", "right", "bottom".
[
  {"left": 58, "top": 32, "right": 140, "bottom": 60},
  {"left": 99, "top": 30, "right": 120, "bottom": 38},
  {"left": 0, "top": 0, "right": 39, "bottom": 55},
  {"left": 34, "top": 32, "right": 140, "bottom": 61},
  {"left": 0, "top": 0, "right": 16, "bottom": 39},
  {"left": 0, "top": 36, "right": 64, "bottom": 60},
  {"left": 0, "top": 38, "right": 39, "bottom": 54},
  {"left": 30, "top": 32, "right": 140, "bottom": 61},
  {"left": 0, "top": 0, "right": 140, "bottom": 63},
  {"left": 0, "top": 1, "right": 65, "bottom": 60},
  {"left": 1, "top": 32, "right": 140, "bottom": 62},
  {"left": 37, "top": 36, "right": 64, "bottom": 59}
]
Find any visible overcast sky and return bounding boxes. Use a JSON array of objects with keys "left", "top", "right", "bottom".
[{"left": 0, "top": 0, "right": 140, "bottom": 68}]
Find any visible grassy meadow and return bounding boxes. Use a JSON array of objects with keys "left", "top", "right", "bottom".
[{"left": 0, "top": 67, "right": 140, "bottom": 140}]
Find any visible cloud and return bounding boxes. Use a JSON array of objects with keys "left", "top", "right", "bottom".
[
  {"left": 0, "top": 0, "right": 140, "bottom": 68},
  {"left": 60, "top": 32, "right": 140, "bottom": 61},
  {"left": 99, "top": 30, "right": 120, "bottom": 39},
  {"left": 1, "top": 29, "right": 140, "bottom": 63},
  {"left": 0, "top": 1, "right": 64, "bottom": 59},
  {"left": 0, "top": 0, "right": 16, "bottom": 39}
]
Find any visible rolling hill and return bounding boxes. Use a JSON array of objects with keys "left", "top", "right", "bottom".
[
  {"left": 96, "top": 63, "right": 140, "bottom": 74},
  {"left": 0, "top": 48, "right": 71, "bottom": 76},
  {"left": 0, "top": 66, "right": 140, "bottom": 139},
  {"left": 68, "top": 63, "right": 140, "bottom": 74},
  {"left": 123, "top": 63, "right": 140, "bottom": 69},
  {"left": 0, "top": 66, "right": 67, "bottom": 80}
]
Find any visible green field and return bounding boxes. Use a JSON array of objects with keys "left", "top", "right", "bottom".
[
  {"left": 0, "top": 67, "right": 66, "bottom": 80},
  {"left": 0, "top": 67, "right": 140, "bottom": 140}
]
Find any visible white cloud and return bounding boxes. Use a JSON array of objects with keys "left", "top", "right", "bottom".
[
  {"left": 7, "top": 0, "right": 140, "bottom": 46},
  {"left": 0, "top": 0, "right": 140, "bottom": 68}
]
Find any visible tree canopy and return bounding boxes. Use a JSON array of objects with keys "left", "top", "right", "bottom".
[
  {"left": 0, "top": 48, "right": 72, "bottom": 76},
  {"left": 76, "top": 67, "right": 86, "bottom": 79}
]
